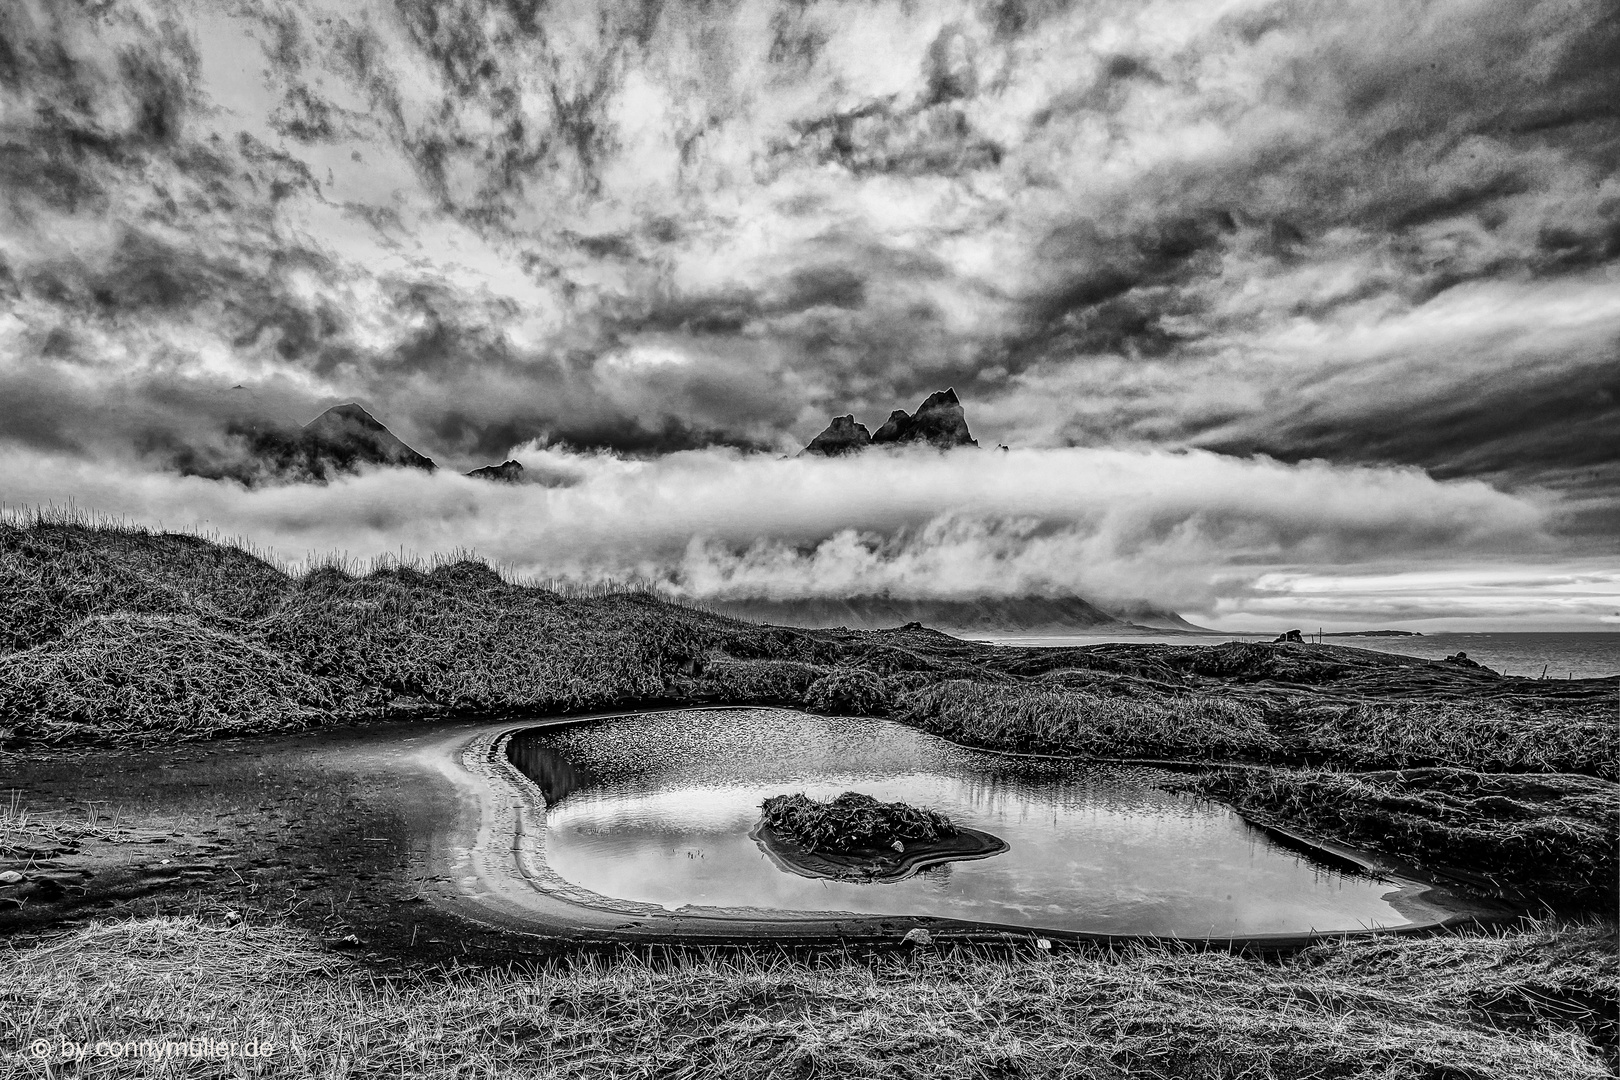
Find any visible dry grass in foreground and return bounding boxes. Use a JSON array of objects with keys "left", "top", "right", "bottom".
[{"left": 2, "top": 916, "right": 1614, "bottom": 1079}]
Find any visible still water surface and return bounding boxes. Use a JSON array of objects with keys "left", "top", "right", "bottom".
[{"left": 508, "top": 712, "right": 1434, "bottom": 937}]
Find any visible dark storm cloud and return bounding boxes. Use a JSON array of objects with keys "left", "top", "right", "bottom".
[
  {"left": 5, "top": 0, "right": 1609, "bottom": 472},
  {"left": 1205, "top": 352, "right": 1620, "bottom": 481}
]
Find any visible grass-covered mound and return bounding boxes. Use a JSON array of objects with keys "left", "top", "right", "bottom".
[
  {"left": 755, "top": 792, "right": 1007, "bottom": 883},
  {"left": 0, "top": 613, "right": 348, "bottom": 744},
  {"left": 895, "top": 680, "right": 1282, "bottom": 761},
  {"left": 761, "top": 792, "right": 959, "bottom": 855},
  {"left": 0, "top": 515, "right": 844, "bottom": 744},
  {"left": 1190, "top": 768, "right": 1620, "bottom": 906},
  {"left": 892, "top": 677, "right": 1619, "bottom": 779}
]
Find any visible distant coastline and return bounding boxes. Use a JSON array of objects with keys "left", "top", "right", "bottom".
[{"left": 1321, "top": 630, "right": 1422, "bottom": 637}]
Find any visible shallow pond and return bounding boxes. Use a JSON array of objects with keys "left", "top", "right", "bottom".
[{"left": 507, "top": 711, "right": 1438, "bottom": 937}]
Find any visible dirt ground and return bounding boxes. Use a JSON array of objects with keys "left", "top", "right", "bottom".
[{"left": 1, "top": 718, "right": 545, "bottom": 965}]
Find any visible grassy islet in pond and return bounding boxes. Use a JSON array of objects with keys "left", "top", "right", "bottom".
[{"left": 761, "top": 791, "right": 958, "bottom": 854}]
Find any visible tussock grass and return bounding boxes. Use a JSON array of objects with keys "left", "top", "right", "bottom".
[
  {"left": 1288, "top": 700, "right": 1619, "bottom": 779},
  {"left": 895, "top": 680, "right": 1281, "bottom": 759},
  {"left": 761, "top": 792, "right": 958, "bottom": 854},
  {"left": 804, "top": 666, "right": 891, "bottom": 716},
  {"left": 0, "top": 614, "right": 346, "bottom": 745},
  {"left": 891, "top": 677, "right": 1619, "bottom": 780},
  {"left": 0, "top": 515, "right": 294, "bottom": 653},
  {"left": 258, "top": 564, "right": 713, "bottom": 715},
  {"left": 694, "top": 658, "right": 826, "bottom": 702},
  {"left": 2, "top": 916, "right": 1613, "bottom": 1078},
  {"left": 1190, "top": 768, "right": 1620, "bottom": 906}
]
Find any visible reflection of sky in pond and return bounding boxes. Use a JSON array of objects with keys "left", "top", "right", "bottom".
[{"left": 512, "top": 712, "right": 1421, "bottom": 937}]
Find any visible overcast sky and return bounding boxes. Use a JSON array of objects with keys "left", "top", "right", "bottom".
[{"left": 1, "top": 0, "right": 1616, "bottom": 629}]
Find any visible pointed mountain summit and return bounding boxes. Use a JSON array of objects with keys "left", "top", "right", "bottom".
[
  {"left": 299, "top": 404, "right": 436, "bottom": 473},
  {"left": 801, "top": 415, "right": 872, "bottom": 457},
  {"left": 291, "top": 404, "right": 436, "bottom": 476},
  {"left": 874, "top": 388, "right": 977, "bottom": 449},
  {"left": 180, "top": 402, "right": 438, "bottom": 485},
  {"left": 802, "top": 389, "right": 978, "bottom": 455}
]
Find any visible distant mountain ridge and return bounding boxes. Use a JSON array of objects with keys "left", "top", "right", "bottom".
[
  {"left": 705, "top": 595, "right": 1209, "bottom": 634},
  {"left": 803, "top": 388, "right": 978, "bottom": 455},
  {"left": 1103, "top": 604, "right": 1216, "bottom": 633},
  {"left": 191, "top": 389, "right": 982, "bottom": 483},
  {"left": 467, "top": 459, "right": 524, "bottom": 483}
]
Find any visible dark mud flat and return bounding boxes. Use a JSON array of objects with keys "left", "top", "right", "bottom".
[
  {"left": 752, "top": 821, "right": 1009, "bottom": 883},
  {"left": 0, "top": 718, "right": 528, "bottom": 965}
]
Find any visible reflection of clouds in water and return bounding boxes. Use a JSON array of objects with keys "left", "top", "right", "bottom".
[
  {"left": 531, "top": 711, "right": 949, "bottom": 790},
  {"left": 549, "top": 787, "right": 766, "bottom": 833},
  {"left": 527, "top": 711, "right": 1205, "bottom": 821}
]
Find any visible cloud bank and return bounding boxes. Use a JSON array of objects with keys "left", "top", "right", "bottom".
[{"left": 7, "top": 442, "right": 1606, "bottom": 629}]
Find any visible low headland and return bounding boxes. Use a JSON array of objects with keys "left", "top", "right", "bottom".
[{"left": 2, "top": 513, "right": 1616, "bottom": 1077}]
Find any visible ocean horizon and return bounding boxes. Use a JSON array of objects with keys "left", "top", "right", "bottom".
[{"left": 970, "top": 630, "right": 1620, "bottom": 680}]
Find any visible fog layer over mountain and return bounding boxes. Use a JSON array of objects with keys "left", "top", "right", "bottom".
[{"left": 5, "top": 440, "right": 1613, "bottom": 630}]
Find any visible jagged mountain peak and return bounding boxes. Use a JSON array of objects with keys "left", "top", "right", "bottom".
[
  {"left": 801, "top": 415, "right": 872, "bottom": 457},
  {"left": 804, "top": 389, "right": 977, "bottom": 456}
]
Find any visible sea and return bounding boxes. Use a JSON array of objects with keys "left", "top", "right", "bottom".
[{"left": 969, "top": 631, "right": 1620, "bottom": 681}]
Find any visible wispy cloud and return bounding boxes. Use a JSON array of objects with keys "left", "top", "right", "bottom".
[{"left": 1218, "top": 565, "right": 1620, "bottom": 631}]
